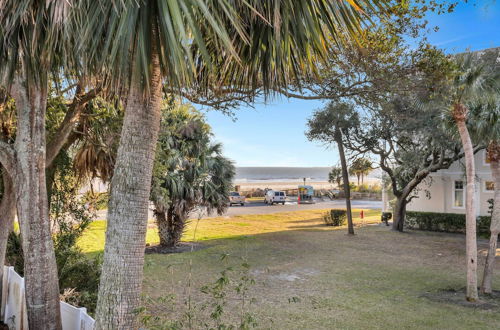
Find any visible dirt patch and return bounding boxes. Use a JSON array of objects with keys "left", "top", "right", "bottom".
[
  {"left": 251, "top": 268, "right": 319, "bottom": 282},
  {"left": 145, "top": 242, "right": 207, "bottom": 254},
  {"left": 421, "top": 288, "right": 500, "bottom": 310}
]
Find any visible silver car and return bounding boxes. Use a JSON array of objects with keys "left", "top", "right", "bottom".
[{"left": 229, "top": 191, "right": 245, "bottom": 206}]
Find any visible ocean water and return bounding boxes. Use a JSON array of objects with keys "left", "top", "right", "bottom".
[
  {"left": 235, "top": 167, "right": 331, "bottom": 183},
  {"left": 235, "top": 167, "right": 382, "bottom": 183}
]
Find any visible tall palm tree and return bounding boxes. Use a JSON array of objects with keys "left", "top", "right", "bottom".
[
  {"left": 468, "top": 95, "right": 500, "bottom": 294},
  {"left": 350, "top": 158, "right": 372, "bottom": 186},
  {"left": 80, "top": 1, "right": 389, "bottom": 327},
  {"left": 152, "top": 105, "right": 234, "bottom": 247},
  {"left": 446, "top": 53, "right": 500, "bottom": 301},
  {"left": 0, "top": 1, "right": 80, "bottom": 327}
]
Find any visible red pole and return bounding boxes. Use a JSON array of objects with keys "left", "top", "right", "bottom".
[{"left": 360, "top": 210, "right": 364, "bottom": 219}]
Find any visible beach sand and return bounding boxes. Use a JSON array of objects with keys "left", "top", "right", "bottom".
[
  {"left": 235, "top": 181, "right": 334, "bottom": 191},
  {"left": 235, "top": 177, "right": 381, "bottom": 191}
]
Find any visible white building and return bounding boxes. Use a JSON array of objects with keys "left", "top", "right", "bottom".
[{"left": 406, "top": 149, "right": 494, "bottom": 216}]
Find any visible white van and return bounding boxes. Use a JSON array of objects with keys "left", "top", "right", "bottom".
[{"left": 265, "top": 190, "right": 286, "bottom": 205}]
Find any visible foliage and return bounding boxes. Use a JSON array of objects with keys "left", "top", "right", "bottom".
[
  {"left": 151, "top": 102, "right": 235, "bottom": 246},
  {"left": 6, "top": 231, "right": 23, "bottom": 274},
  {"left": 381, "top": 212, "right": 392, "bottom": 225},
  {"left": 352, "top": 183, "right": 381, "bottom": 193},
  {"left": 349, "top": 158, "right": 372, "bottom": 185},
  {"left": 306, "top": 102, "right": 359, "bottom": 145},
  {"left": 138, "top": 257, "right": 257, "bottom": 329},
  {"left": 487, "top": 198, "right": 493, "bottom": 216},
  {"left": 405, "top": 211, "right": 491, "bottom": 236},
  {"left": 6, "top": 150, "right": 102, "bottom": 314},
  {"left": 72, "top": 97, "right": 123, "bottom": 183},
  {"left": 80, "top": 0, "right": 389, "bottom": 94},
  {"left": 328, "top": 166, "right": 343, "bottom": 188},
  {"left": 323, "top": 209, "right": 347, "bottom": 227},
  {"left": 82, "top": 191, "right": 109, "bottom": 211}
]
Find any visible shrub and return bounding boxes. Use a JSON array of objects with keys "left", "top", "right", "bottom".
[
  {"left": 351, "top": 184, "right": 381, "bottom": 193},
  {"left": 381, "top": 212, "right": 392, "bottom": 226},
  {"left": 405, "top": 211, "right": 491, "bottom": 236},
  {"left": 82, "top": 191, "right": 109, "bottom": 211},
  {"left": 138, "top": 257, "right": 258, "bottom": 329},
  {"left": 323, "top": 209, "right": 347, "bottom": 226}
]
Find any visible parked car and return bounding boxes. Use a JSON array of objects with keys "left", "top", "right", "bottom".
[
  {"left": 229, "top": 191, "right": 245, "bottom": 206},
  {"left": 265, "top": 190, "right": 286, "bottom": 205}
]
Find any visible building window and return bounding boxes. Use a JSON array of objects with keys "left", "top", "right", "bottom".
[
  {"left": 453, "top": 180, "right": 465, "bottom": 208},
  {"left": 485, "top": 181, "right": 495, "bottom": 192}
]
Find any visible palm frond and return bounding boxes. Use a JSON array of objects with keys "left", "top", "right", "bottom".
[{"left": 80, "top": 0, "right": 390, "bottom": 94}]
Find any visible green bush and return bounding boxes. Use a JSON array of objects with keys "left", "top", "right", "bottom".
[
  {"left": 381, "top": 212, "right": 392, "bottom": 226},
  {"left": 82, "top": 191, "right": 109, "bottom": 211},
  {"left": 405, "top": 211, "right": 491, "bottom": 236},
  {"left": 351, "top": 184, "right": 381, "bottom": 193},
  {"left": 323, "top": 209, "right": 347, "bottom": 226}
]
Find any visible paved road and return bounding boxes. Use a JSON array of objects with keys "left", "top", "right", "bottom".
[
  {"left": 97, "top": 198, "right": 382, "bottom": 220},
  {"left": 219, "top": 198, "right": 382, "bottom": 217}
]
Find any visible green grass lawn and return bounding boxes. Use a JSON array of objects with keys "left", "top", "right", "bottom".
[{"left": 79, "top": 209, "right": 500, "bottom": 329}]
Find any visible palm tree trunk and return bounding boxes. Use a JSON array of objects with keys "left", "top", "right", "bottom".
[
  {"left": 453, "top": 104, "right": 478, "bottom": 302},
  {"left": 94, "top": 42, "right": 163, "bottom": 328},
  {"left": 481, "top": 142, "right": 500, "bottom": 294},
  {"left": 0, "top": 170, "right": 16, "bottom": 313},
  {"left": 157, "top": 206, "right": 187, "bottom": 248},
  {"left": 170, "top": 211, "right": 187, "bottom": 247},
  {"left": 11, "top": 77, "right": 62, "bottom": 328},
  {"left": 157, "top": 206, "right": 174, "bottom": 247},
  {"left": 335, "top": 129, "right": 354, "bottom": 235}
]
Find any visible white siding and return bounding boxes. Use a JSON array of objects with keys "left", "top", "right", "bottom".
[{"left": 407, "top": 150, "right": 493, "bottom": 216}]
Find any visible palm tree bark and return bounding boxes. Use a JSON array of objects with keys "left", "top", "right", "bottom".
[
  {"left": 481, "top": 142, "right": 500, "bottom": 294},
  {"left": 11, "top": 77, "right": 62, "bottom": 328},
  {"left": 155, "top": 207, "right": 186, "bottom": 248},
  {"left": 453, "top": 103, "right": 479, "bottom": 302},
  {"left": 94, "top": 42, "right": 163, "bottom": 328},
  {"left": 0, "top": 170, "right": 16, "bottom": 311},
  {"left": 156, "top": 208, "right": 170, "bottom": 247},
  {"left": 335, "top": 129, "right": 354, "bottom": 235}
]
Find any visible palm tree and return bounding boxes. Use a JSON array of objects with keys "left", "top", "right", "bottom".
[
  {"left": 468, "top": 95, "right": 500, "bottom": 294},
  {"left": 349, "top": 158, "right": 372, "bottom": 186},
  {"left": 0, "top": 1, "right": 80, "bottom": 326},
  {"left": 328, "top": 166, "right": 343, "bottom": 189},
  {"left": 72, "top": 98, "right": 123, "bottom": 184},
  {"left": 81, "top": 1, "right": 388, "bottom": 326},
  {"left": 151, "top": 103, "right": 234, "bottom": 248},
  {"left": 445, "top": 53, "right": 500, "bottom": 301}
]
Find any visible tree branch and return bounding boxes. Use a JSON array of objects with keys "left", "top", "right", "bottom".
[{"left": 46, "top": 85, "right": 101, "bottom": 166}]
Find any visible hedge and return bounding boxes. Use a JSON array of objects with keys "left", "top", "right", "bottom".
[
  {"left": 405, "top": 211, "right": 491, "bottom": 236},
  {"left": 323, "top": 209, "right": 347, "bottom": 226}
]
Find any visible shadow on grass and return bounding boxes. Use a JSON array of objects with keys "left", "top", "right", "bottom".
[{"left": 421, "top": 288, "right": 500, "bottom": 310}]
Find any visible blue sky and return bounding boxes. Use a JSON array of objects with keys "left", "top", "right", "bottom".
[{"left": 197, "top": 1, "right": 500, "bottom": 167}]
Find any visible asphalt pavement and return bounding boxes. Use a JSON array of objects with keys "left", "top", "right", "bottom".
[
  {"left": 219, "top": 198, "right": 382, "bottom": 217},
  {"left": 96, "top": 198, "right": 382, "bottom": 220}
]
